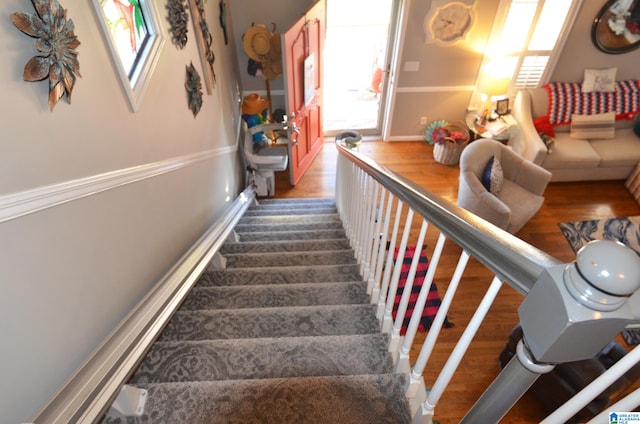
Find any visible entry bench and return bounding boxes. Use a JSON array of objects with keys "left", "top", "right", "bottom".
[{"left": 511, "top": 80, "right": 640, "bottom": 182}]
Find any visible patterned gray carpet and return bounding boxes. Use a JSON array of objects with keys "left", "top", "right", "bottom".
[{"left": 103, "top": 197, "right": 411, "bottom": 423}]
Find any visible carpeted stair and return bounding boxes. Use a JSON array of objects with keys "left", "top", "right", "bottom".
[{"left": 104, "top": 197, "right": 411, "bottom": 423}]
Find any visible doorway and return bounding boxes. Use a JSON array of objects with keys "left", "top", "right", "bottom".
[{"left": 323, "top": 0, "right": 397, "bottom": 136}]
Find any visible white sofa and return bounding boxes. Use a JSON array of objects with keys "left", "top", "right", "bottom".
[{"left": 511, "top": 87, "right": 640, "bottom": 182}]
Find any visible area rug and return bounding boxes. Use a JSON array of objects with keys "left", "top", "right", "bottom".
[
  {"left": 559, "top": 216, "right": 640, "bottom": 345},
  {"left": 558, "top": 215, "right": 640, "bottom": 255},
  {"left": 392, "top": 245, "right": 452, "bottom": 335}
]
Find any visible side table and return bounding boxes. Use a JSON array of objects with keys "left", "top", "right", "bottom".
[{"left": 465, "top": 111, "right": 516, "bottom": 145}]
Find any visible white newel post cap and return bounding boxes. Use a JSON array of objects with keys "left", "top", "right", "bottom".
[{"left": 564, "top": 240, "right": 640, "bottom": 312}]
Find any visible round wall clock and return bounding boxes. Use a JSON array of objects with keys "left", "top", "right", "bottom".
[{"left": 424, "top": 1, "right": 474, "bottom": 45}]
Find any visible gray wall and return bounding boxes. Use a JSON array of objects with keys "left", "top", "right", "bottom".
[{"left": 0, "top": 1, "right": 243, "bottom": 422}]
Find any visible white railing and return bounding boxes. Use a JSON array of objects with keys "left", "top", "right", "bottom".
[{"left": 335, "top": 141, "right": 640, "bottom": 423}]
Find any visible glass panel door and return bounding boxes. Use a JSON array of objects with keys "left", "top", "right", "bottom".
[{"left": 323, "top": 0, "right": 396, "bottom": 136}]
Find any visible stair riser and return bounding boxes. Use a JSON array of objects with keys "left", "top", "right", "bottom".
[
  {"left": 239, "top": 214, "right": 340, "bottom": 225},
  {"left": 234, "top": 222, "right": 344, "bottom": 233},
  {"left": 239, "top": 229, "right": 347, "bottom": 241},
  {"left": 130, "top": 334, "right": 392, "bottom": 383},
  {"left": 104, "top": 375, "right": 411, "bottom": 424},
  {"left": 244, "top": 207, "right": 338, "bottom": 216}
]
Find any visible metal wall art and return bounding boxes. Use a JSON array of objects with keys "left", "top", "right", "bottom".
[
  {"left": 167, "top": 0, "right": 189, "bottom": 49},
  {"left": 11, "top": 0, "right": 81, "bottom": 111},
  {"left": 185, "top": 61, "right": 203, "bottom": 117},
  {"left": 188, "top": 0, "right": 216, "bottom": 94},
  {"left": 92, "top": 0, "right": 165, "bottom": 112}
]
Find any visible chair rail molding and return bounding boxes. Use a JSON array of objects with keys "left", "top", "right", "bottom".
[{"left": 0, "top": 146, "right": 237, "bottom": 224}]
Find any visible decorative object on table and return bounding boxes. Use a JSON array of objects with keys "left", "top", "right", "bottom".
[
  {"left": 241, "top": 94, "right": 270, "bottom": 151},
  {"left": 496, "top": 98, "right": 509, "bottom": 115},
  {"left": 188, "top": 0, "right": 216, "bottom": 94},
  {"left": 592, "top": 0, "right": 640, "bottom": 54},
  {"left": 558, "top": 215, "right": 640, "bottom": 345},
  {"left": 424, "top": 0, "right": 475, "bottom": 45},
  {"left": 426, "top": 120, "right": 470, "bottom": 165},
  {"left": 476, "top": 58, "right": 511, "bottom": 120},
  {"left": 167, "top": 0, "right": 189, "bottom": 49},
  {"left": 11, "top": 0, "right": 81, "bottom": 111},
  {"left": 219, "top": 0, "right": 228, "bottom": 45},
  {"left": 185, "top": 61, "right": 203, "bottom": 117},
  {"left": 92, "top": 0, "right": 164, "bottom": 112}
]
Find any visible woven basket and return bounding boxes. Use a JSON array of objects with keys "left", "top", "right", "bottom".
[
  {"left": 432, "top": 122, "right": 470, "bottom": 165},
  {"left": 433, "top": 140, "right": 466, "bottom": 165}
]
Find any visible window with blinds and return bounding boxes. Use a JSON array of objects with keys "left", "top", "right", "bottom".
[{"left": 482, "top": 0, "right": 580, "bottom": 93}]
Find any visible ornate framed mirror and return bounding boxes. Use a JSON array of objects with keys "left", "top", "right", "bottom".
[{"left": 592, "top": 0, "right": 640, "bottom": 54}]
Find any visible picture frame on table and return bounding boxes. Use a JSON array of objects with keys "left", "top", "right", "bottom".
[{"left": 496, "top": 98, "right": 510, "bottom": 116}]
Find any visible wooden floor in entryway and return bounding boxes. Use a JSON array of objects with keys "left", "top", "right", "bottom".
[{"left": 273, "top": 140, "right": 640, "bottom": 423}]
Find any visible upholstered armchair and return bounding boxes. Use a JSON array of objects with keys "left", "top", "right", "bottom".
[{"left": 457, "top": 138, "right": 552, "bottom": 233}]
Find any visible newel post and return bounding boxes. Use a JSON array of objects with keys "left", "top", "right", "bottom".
[{"left": 460, "top": 240, "right": 640, "bottom": 423}]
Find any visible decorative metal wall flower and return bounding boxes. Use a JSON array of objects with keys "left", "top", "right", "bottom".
[
  {"left": 188, "top": 0, "right": 216, "bottom": 94},
  {"left": 167, "top": 0, "right": 189, "bottom": 49},
  {"left": 185, "top": 62, "right": 203, "bottom": 117},
  {"left": 11, "top": 0, "right": 81, "bottom": 111}
]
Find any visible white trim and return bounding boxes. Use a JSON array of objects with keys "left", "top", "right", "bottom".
[
  {"left": 382, "top": 0, "right": 410, "bottom": 141},
  {"left": 0, "top": 146, "right": 237, "bottom": 224},
  {"left": 31, "top": 186, "right": 256, "bottom": 423},
  {"left": 395, "top": 85, "right": 475, "bottom": 93}
]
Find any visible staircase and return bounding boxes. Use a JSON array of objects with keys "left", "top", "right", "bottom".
[{"left": 104, "top": 197, "right": 412, "bottom": 423}]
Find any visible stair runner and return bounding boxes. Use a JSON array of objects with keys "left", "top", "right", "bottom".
[{"left": 104, "top": 197, "right": 411, "bottom": 424}]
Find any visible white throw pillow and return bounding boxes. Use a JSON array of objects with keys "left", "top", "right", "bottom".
[
  {"left": 582, "top": 67, "right": 617, "bottom": 93},
  {"left": 570, "top": 112, "right": 616, "bottom": 139}
]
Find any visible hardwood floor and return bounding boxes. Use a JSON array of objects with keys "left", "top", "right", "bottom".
[{"left": 272, "top": 140, "right": 640, "bottom": 423}]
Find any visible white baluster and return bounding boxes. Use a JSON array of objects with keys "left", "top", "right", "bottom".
[
  {"left": 382, "top": 209, "right": 414, "bottom": 334},
  {"left": 377, "top": 200, "right": 404, "bottom": 317},
  {"left": 389, "top": 219, "right": 428, "bottom": 356},
  {"left": 367, "top": 187, "right": 387, "bottom": 295}
]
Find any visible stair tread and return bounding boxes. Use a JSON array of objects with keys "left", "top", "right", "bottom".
[
  {"left": 130, "top": 333, "right": 392, "bottom": 383},
  {"left": 180, "top": 281, "right": 369, "bottom": 310},
  {"left": 105, "top": 196, "right": 412, "bottom": 423},
  {"left": 238, "top": 229, "right": 347, "bottom": 241},
  {"left": 159, "top": 304, "right": 380, "bottom": 341},
  {"left": 220, "top": 238, "right": 350, "bottom": 254},
  {"left": 199, "top": 264, "right": 362, "bottom": 286},
  {"left": 105, "top": 374, "right": 410, "bottom": 424}
]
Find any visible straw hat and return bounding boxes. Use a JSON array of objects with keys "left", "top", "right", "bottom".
[
  {"left": 241, "top": 93, "right": 270, "bottom": 115},
  {"left": 243, "top": 24, "right": 272, "bottom": 62}
]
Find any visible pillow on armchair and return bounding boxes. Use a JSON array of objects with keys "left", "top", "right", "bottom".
[{"left": 481, "top": 155, "right": 504, "bottom": 195}]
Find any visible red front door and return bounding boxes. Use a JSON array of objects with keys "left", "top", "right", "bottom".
[{"left": 282, "top": 0, "right": 326, "bottom": 185}]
